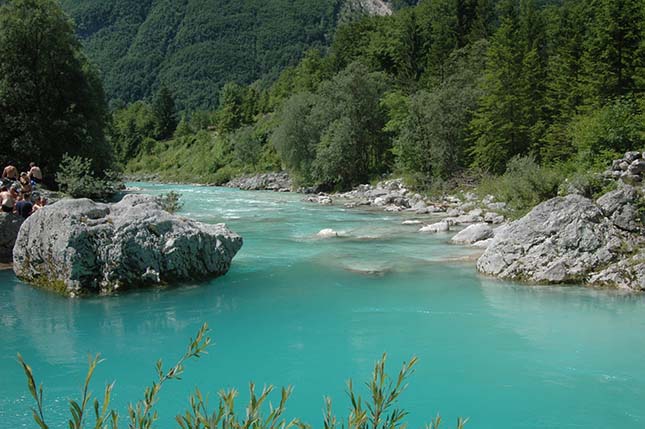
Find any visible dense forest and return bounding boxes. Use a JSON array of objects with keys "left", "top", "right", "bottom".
[
  {"left": 124, "top": 0, "right": 645, "bottom": 201},
  {"left": 1, "top": 0, "right": 644, "bottom": 209},
  {"left": 57, "top": 0, "right": 405, "bottom": 110}
]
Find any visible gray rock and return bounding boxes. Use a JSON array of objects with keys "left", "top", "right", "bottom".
[
  {"left": 446, "top": 208, "right": 464, "bottom": 217},
  {"left": 453, "top": 214, "right": 484, "bottom": 224},
  {"left": 625, "top": 151, "right": 642, "bottom": 163},
  {"left": 588, "top": 251, "right": 645, "bottom": 291},
  {"left": 472, "top": 238, "right": 494, "bottom": 249},
  {"left": 597, "top": 185, "right": 640, "bottom": 231},
  {"left": 225, "top": 172, "right": 292, "bottom": 191},
  {"left": 419, "top": 221, "right": 450, "bottom": 233},
  {"left": 411, "top": 201, "right": 427, "bottom": 211},
  {"left": 304, "top": 195, "right": 333, "bottom": 205},
  {"left": 451, "top": 223, "right": 494, "bottom": 244},
  {"left": 1, "top": 213, "right": 23, "bottom": 263},
  {"left": 402, "top": 220, "right": 422, "bottom": 225},
  {"left": 13, "top": 194, "right": 243, "bottom": 296},
  {"left": 486, "top": 202, "right": 507, "bottom": 211},
  {"left": 484, "top": 212, "right": 505, "bottom": 224},
  {"left": 628, "top": 159, "right": 645, "bottom": 176},
  {"left": 477, "top": 193, "right": 644, "bottom": 290},
  {"left": 317, "top": 228, "right": 339, "bottom": 238}
]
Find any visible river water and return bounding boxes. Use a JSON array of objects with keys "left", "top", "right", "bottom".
[{"left": 1, "top": 183, "right": 644, "bottom": 428}]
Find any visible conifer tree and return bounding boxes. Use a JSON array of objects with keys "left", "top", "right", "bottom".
[
  {"left": 470, "top": 0, "right": 548, "bottom": 173},
  {"left": 153, "top": 85, "right": 177, "bottom": 140},
  {"left": 541, "top": 0, "right": 588, "bottom": 161},
  {"left": 581, "top": 0, "right": 645, "bottom": 104}
]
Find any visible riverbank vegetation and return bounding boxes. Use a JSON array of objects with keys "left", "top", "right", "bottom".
[
  {"left": 1, "top": 0, "right": 644, "bottom": 208},
  {"left": 19, "top": 324, "right": 467, "bottom": 429},
  {"left": 119, "top": 0, "right": 645, "bottom": 212}
]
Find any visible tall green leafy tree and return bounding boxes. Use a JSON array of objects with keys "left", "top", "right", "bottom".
[
  {"left": 153, "top": 85, "right": 177, "bottom": 140},
  {"left": 111, "top": 101, "right": 158, "bottom": 163},
  {"left": 270, "top": 92, "right": 322, "bottom": 183},
  {"left": 311, "top": 62, "right": 390, "bottom": 188},
  {"left": 0, "top": 0, "right": 111, "bottom": 175}
]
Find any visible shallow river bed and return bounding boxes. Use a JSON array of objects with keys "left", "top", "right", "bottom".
[{"left": 1, "top": 183, "right": 644, "bottom": 428}]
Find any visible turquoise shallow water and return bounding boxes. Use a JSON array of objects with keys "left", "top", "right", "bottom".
[{"left": 2, "top": 183, "right": 645, "bottom": 428}]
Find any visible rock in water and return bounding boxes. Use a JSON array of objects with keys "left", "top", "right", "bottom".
[
  {"left": 451, "top": 223, "right": 494, "bottom": 244},
  {"left": 0, "top": 213, "right": 23, "bottom": 263},
  {"left": 477, "top": 189, "right": 644, "bottom": 290},
  {"left": 13, "top": 194, "right": 243, "bottom": 296},
  {"left": 317, "top": 228, "right": 339, "bottom": 238}
]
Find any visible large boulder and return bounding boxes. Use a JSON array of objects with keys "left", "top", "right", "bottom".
[
  {"left": 477, "top": 188, "right": 644, "bottom": 290},
  {"left": 1, "top": 213, "right": 23, "bottom": 263},
  {"left": 13, "top": 194, "right": 243, "bottom": 296}
]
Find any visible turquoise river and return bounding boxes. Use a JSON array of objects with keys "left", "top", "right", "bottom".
[{"left": 1, "top": 183, "right": 645, "bottom": 428}]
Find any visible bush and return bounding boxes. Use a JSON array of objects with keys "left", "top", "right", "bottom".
[
  {"left": 159, "top": 191, "right": 184, "bottom": 214},
  {"left": 19, "top": 324, "right": 467, "bottom": 429},
  {"left": 478, "top": 155, "right": 564, "bottom": 216},
  {"left": 56, "top": 154, "right": 122, "bottom": 201},
  {"left": 557, "top": 170, "right": 616, "bottom": 199},
  {"left": 568, "top": 97, "right": 645, "bottom": 168}
]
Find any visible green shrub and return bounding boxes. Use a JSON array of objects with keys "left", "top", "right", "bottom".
[
  {"left": 567, "top": 97, "right": 645, "bottom": 168},
  {"left": 19, "top": 324, "right": 467, "bottom": 429},
  {"left": 56, "top": 154, "right": 122, "bottom": 201},
  {"left": 159, "top": 191, "right": 184, "bottom": 214},
  {"left": 557, "top": 170, "right": 616, "bottom": 199},
  {"left": 478, "top": 155, "right": 564, "bottom": 217}
]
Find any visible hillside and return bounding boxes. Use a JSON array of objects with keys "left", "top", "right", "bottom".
[{"left": 59, "top": 0, "right": 405, "bottom": 111}]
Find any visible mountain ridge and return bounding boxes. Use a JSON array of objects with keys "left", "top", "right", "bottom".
[{"left": 60, "top": 0, "right": 401, "bottom": 110}]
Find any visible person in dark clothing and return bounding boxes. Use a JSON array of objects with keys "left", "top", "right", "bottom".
[{"left": 15, "top": 191, "right": 33, "bottom": 218}]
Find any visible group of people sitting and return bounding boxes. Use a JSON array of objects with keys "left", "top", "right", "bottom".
[{"left": 1, "top": 162, "right": 47, "bottom": 218}]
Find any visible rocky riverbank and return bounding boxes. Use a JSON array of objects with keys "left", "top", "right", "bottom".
[
  {"left": 224, "top": 172, "right": 292, "bottom": 192},
  {"left": 477, "top": 186, "right": 644, "bottom": 291},
  {"left": 13, "top": 194, "right": 243, "bottom": 296},
  {"left": 477, "top": 151, "right": 644, "bottom": 291}
]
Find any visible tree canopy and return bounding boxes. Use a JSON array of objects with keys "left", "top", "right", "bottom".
[{"left": 0, "top": 0, "right": 111, "bottom": 178}]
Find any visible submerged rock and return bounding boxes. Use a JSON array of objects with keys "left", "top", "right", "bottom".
[
  {"left": 477, "top": 188, "right": 644, "bottom": 290},
  {"left": 317, "top": 228, "right": 339, "bottom": 238},
  {"left": 13, "top": 194, "right": 243, "bottom": 296},
  {"left": 419, "top": 221, "right": 450, "bottom": 233},
  {"left": 1, "top": 213, "right": 23, "bottom": 263}
]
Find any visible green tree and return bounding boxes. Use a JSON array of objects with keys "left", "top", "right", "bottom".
[
  {"left": 153, "top": 85, "right": 177, "bottom": 139},
  {"left": 217, "top": 82, "right": 248, "bottom": 133},
  {"left": 0, "top": 0, "right": 111, "bottom": 177},
  {"left": 581, "top": 0, "right": 645, "bottom": 104},
  {"left": 111, "top": 101, "right": 158, "bottom": 163},
  {"left": 270, "top": 92, "right": 322, "bottom": 183},
  {"left": 540, "top": 0, "right": 589, "bottom": 162},
  {"left": 567, "top": 96, "right": 645, "bottom": 166},
  {"left": 311, "top": 62, "right": 390, "bottom": 188},
  {"left": 395, "top": 41, "right": 487, "bottom": 186},
  {"left": 469, "top": 0, "right": 547, "bottom": 173},
  {"left": 232, "top": 126, "right": 263, "bottom": 169}
]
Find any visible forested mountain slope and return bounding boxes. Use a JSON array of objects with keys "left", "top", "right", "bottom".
[
  {"left": 58, "top": 0, "right": 342, "bottom": 110},
  {"left": 59, "top": 0, "right": 406, "bottom": 110}
]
